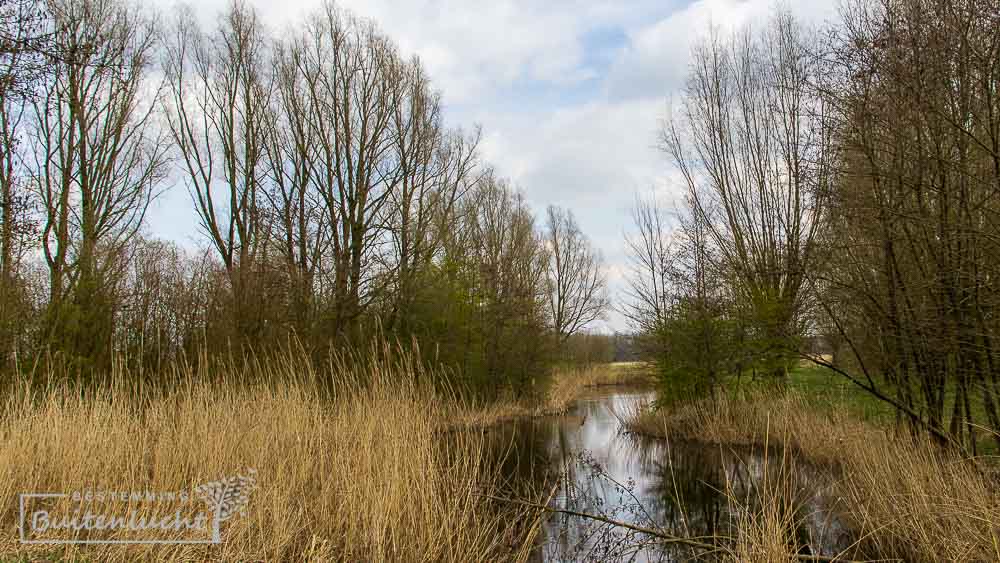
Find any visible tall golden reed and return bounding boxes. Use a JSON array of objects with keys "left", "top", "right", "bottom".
[
  {"left": 625, "top": 392, "right": 1000, "bottom": 562},
  {"left": 0, "top": 346, "right": 545, "bottom": 562}
]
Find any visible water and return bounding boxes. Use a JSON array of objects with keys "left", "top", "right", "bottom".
[{"left": 488, "top": 388, "right": 856, "bottom": 562}]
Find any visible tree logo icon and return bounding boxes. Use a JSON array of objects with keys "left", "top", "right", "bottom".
[{"left": 195, "top": 468, "right": 257, "bottom": 544}]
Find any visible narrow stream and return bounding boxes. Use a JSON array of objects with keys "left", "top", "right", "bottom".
[{"left": 490, "top": 388, "right": 856, "bottom": 562}]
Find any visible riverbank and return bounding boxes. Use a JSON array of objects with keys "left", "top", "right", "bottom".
[
  {"left": 624, "top": 391, "right": 1000, "bottom": 561},
  {"left": 0, "top": 350, "right": 549, "bottom": 562},
  {"left": 0, "top": 355, "right": 653, "bottom": 561},
  {"left": 450, "top": 361, "right": 656, "bottom": 428}
]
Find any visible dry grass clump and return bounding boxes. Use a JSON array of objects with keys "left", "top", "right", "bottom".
[
  {"left": 542, "top": 362, "right": 655, "bottom": 413},
  {"left": 449, "top": 362, "right": 641, "bottom": 428},
  {"left": 542, "top": 365, "right": 591, "bottom": 414},
  {"left": 839, "top": 437, "right": 1000, "bottom": 561},
  {"left": 446, "top": 378, "right": 578, "bottom": 429},
  {"left": 0, "top": 348, "right": 544, "bottom": 562},
  {"left": 577, "top": 362, "right": 656, "bottom": 388},
  {"left": 625, "top": 392, "right": 1000, "bottom": 562},
  {"left": 626, "top": 392, "right": 869, "bottom": 466},
  {"left": 724, "top": 451, "right": 810, "bottom": 563}
]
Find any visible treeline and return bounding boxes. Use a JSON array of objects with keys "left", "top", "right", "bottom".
[
  {"left": 627, "top": 0, "right": 1000, "bottom": 453},
  {"left": 0, "top": 0, "right": 609, "bottom": 396}
]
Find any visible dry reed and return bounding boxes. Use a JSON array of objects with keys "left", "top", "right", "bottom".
[
  {"left": 0, "top": 347, "right": 545, "bottom": 562},
  {"left": 625, "top": 392, "right": 1000, "bottom": 561},
  {"left": 448, "top": 362, "right": 637, "bottom": 428}
]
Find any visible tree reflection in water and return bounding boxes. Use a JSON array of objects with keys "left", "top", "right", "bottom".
[{"left": 485, "top": 390, "right": 856, "bottom": 562}]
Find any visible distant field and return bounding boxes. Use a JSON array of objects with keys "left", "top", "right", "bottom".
[
  {"left": 785, "top": 364, "right": 896, "bottom": 423},
  {"left": 606, "top": 361, "right": 656, "bottom": 375},
  {"left": 721, "top": 363, "right": 998, "bottom": 454},
  {"left": 586, "top": 361, "right": 656, "bottom": 386}
]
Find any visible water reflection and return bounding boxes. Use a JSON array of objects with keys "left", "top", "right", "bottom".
[{"left": 487, "top": 389, "right": 855, "bottom": 562}]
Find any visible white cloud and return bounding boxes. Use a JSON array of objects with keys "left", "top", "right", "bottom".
[
  {"left": 606, "top": 0, "right": 838, "bottom": 101},
  {"left": 483, "top": 100, "right": 661, "bottom": 201},
  {"left": 146, "top": 0, "right": 839, "bottom": 330},
  {"left": 333, "top": 0, "right": 635, "bottom": 104}
]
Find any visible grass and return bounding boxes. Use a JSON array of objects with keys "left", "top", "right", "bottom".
[
  {"left": 624, "top": 391, "right": 1000, "bottom": 561},
  {"left": 727, "top": 362, "right": 999, "bottom": 454},
  {"left": 723, "top": 446, "right": 817, "bottom": 563},
  {"left": 577, "top": 361, "right": 657, "bottom": 387},
  {"left": 724, "top": 363, "right": 894, "bottom": 424},
  {"left": 0, "top": 346, "right": 547, "bottom": 562},
  {"left": 449, "top": 361, "right": 654, "bottom": 429}
]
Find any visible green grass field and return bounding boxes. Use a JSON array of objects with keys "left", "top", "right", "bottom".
[
  {"left": 720, "top": 363, "right": 1000, "bottom": 455},
  {"left": 723, "top": 364, "right": 891, "bottom": 420},
  {"left": 784, "top": 364, "right": 896, "bottom": 422}
]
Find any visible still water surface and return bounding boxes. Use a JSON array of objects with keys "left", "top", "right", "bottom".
[{"left": 491, "top": 388, "right": 855, "bottom": 562}]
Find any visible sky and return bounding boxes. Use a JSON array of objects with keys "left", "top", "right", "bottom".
[{"left": 146, "top": 0, "right": 840, "bottom": 332}]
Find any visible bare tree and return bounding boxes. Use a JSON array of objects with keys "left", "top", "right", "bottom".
[
  {"left": 30, "top": 0, "right": 167, "bottom": 360},
  {"left": 264, "top": 34, "right": 329, "bottom": 337},
  {"left": 417, "top": 126, "right": 481, "bottom": 280},
  {"left": 623, "top": 196, "right": 673, "bottom": 336},
  {"left": 818, "top": 0, "right": 1000, "bottom": 452},
  {"left": 0, "top": 0, "right": 610, "bottom": 392},
  {"left": 461, "top": 172, "right": 548, "bottom": 393},
  {"left": 1, "top": 0, "right": 51, "bottom": 367},
  {"left": 544, "top": 205, "right": 607, "bottom": 345},
  {"left": 382, "top": 58, "right": 443, "bottom": 330},
  {"left": 663, "top": 13, "right": 833, "bottom": 377},
  {"left": 1, "top": 0, "right": 46, "bottom": 287},
  {"left": 296, "top": 3, "right": 403, "bottom": 334},
  {"left": 0, "top": 68, "right": 31, "bottom": 292},
  {"left": 0, "top": 0, "right": 50, "bottom": 99},
  {"left": 385, "top": 75, "right": 481, "bottom": 331},
  {"left": 116, "top": 237, "right": 215, "bottom": 370},
  {"left": 164, "top": 1, "right": 274, "bottom": 342}
]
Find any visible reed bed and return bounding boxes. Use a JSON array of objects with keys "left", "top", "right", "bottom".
[
  {"left": 573, "top": 362, "right": 656, "bottom": 388},
  {"left": 448, "top": 362, "right": 631, "bottom": 428},
  {"left": 625, "top": 392, "right": 1000, "bottom": 562},
  {"left": 0, "top": 347, "right": 545, "bottom": 562},
  {"left": 724, "top": 449, "right": 813, "bottom": 562}
]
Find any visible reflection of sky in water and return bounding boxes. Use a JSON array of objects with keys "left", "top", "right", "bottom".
[{"left": 509, "top": 389, "right": 855, "bottom": 563}]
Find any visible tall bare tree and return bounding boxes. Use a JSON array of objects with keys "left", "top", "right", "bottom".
[
  {"left": 663, "top": 13, "right": 833, "bottom": 377},
  {"left": 1, "top": 0, "right": 53, "bottom": 368},
  {"left": 296, "top": 4, "right": 403, "bottom": 335},
  {"left": 544, "top": 204, "right": 607, "bottom": 345},
  {"left": 164, "top": 1, "right": 274, "bottom": 343},
  {"left": 264, "top": 35, "right": 329, "bottom": 338},
  {"left": 623, "top": 196, "right": 673, "bottom": 336},
  {"left": 384, "top": 65, "right": 481, "bottom": 332},
  {"left": 31, "top": 0, "right": 167, "bottom": 362},
  {"left": 819, "top": 0, "right": 1000, "bottom": 451}
]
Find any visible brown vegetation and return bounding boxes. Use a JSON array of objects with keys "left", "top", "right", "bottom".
[
  {"left": 0, "top": 348, "right": 547, "bottom": 561},
  {"left": 449, "top": 362, "right": 646, "bottom": 428},
  {"left": 625, "top": 393, "right": 1000, "bottom": 561}
]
